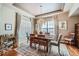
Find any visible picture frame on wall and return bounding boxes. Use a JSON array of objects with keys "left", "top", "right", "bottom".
[
  {"left": 59, "top": 21, "right": 67, "bottom": 30},
  {"left": 5, "top": 24, "right": 12, "bottom": 30}
]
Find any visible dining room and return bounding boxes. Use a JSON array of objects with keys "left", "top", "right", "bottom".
[
  {"left": 16, "top": 12, "right": 70, "bottom": 56},
  {"left": 0, "top": 3, "right": 79, "bottom": 56},
  {"left": 9, "top": 3, "right": 79, "bottom": 56}
]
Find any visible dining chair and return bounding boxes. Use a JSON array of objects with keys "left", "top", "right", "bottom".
[
  {"left": 26, "top": 33, "right": 29, "bottom": 43},
  {"left": 37, "top": 35, "right": 48, "bottom": 53},
  {"left": 38, "top": 34, "right": 45, "bottom": 37},
  {"left": 45, "top": 32, "right": 50, "bottom": 35},
  {"left": 38, "top": 38, "right": 48, "bottom": 52},
  {"left": 49, "top": 34, "right": 62, "bottom": 56},
  {"left": 30, "top": 34, "right": 38, "bottom": 49},
  {"left": 30, "top": 34, "right": 35, "bottom": 37},
  {"left": 39, "top": 31, "right": 43, "bottom": 34}
]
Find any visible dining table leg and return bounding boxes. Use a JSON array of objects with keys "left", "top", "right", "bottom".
[
  {"left": 30, "top": 40, "right": 32, "bottom": 48},
  {"left": 47, "top": 45, "right": 48, "bottom": 52}
]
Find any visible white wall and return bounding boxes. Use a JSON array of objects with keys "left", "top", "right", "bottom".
[
  {"left": 0, "top": 4, "right": 34, "bottom": 35},
  {"left": 64, "top": 3, "right": 79, "bottom": 16},
  {"left": 0, "top": 4, "right": 2, "bottom": 34},
  {"left": 0, "top": 5, "right": 16, "bottom": 35}
]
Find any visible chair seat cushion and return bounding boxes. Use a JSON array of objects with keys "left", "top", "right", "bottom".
[
  {"left": 64, "top": 38, "right": 72, "bottom": 41},
  {"left": 50, "top": 41, "right": 58, "bottom": 46}
]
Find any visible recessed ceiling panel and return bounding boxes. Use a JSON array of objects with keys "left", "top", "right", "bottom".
[{"left": 13, "top": 3, "right": 64, "bottom": 15}]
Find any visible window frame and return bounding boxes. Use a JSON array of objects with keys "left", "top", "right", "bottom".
[{"left": 41, "top": 21, "right": 55, "bottom": 34}]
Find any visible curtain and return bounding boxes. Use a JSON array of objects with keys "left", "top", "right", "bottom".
[
  {"left": 15, "top": 13, "right": 21, "bottom": 47},
  {"left": 36, "top": 15, "right": 59, "bottom": 40},
  {"left": 18, "top": 15, "right": 32, "bottom": 45},
  {"left": 52, "top": 15, "right": 59, "bottom": 40}
]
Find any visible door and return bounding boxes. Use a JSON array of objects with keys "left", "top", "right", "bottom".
[{"left": 18, "top": 16, "right": 31, "bottom": 47}]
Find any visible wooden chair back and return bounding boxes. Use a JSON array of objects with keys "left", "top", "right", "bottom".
[
  {"left": 38, "top": 34, "right": 45, "bottom": 37},
  {"left": 30, "top": 34, "right": 35, "bottom": 37}
]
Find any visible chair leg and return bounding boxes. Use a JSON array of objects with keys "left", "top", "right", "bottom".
[
  {"left": 49, "top": 45, "right": 51, "bottom": 54},
  {"left": 44, "top": 46, "right": 48, "bottom": 56},
  {"left": 44, "top": 46, "right": 45, "bottom": 51},
  {"left": 58, "top": 46, "right": 61, "bottom": 56},
  {"left": 34, "top": 43, "right": 36, "bottom": 49},
  {"left": 38, "top": 44, "right": 40, "bottom": 51}
]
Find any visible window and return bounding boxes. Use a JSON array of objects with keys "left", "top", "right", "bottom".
[{"left": 41, "top": 20, "right": 55, "bottom": 35}]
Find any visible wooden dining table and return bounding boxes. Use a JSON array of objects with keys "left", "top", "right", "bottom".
[{"left": 30, "top": 35, "right": 53, "bottom": 52}]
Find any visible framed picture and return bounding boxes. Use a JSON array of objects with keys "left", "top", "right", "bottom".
[
  {"left": 59, "top": 21, "right": 67, "bottom": 30},
  {"left": 5, "top": 24, "right": 12, "bottom": 30}
]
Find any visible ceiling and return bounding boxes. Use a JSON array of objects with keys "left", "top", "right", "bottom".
[
  {"left": 64, "top": 3, "right": 79, "bottom": 16},
  {"left": 13, "top": 3, "right": 64, "bottom": 16},
  {"left": 71, "top": 8, "right": 79, "bottom": 16}
]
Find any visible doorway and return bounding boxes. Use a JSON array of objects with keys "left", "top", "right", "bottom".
[{"left": 18, "top": 16, "right": 31, "bottom": 47}]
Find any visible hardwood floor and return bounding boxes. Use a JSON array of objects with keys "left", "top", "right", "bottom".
[
  {"left": 66, "top": 44, "right": 79, "bottom": 56},
  {"left": 1, "top": 44, "right": 79, "bottom": 56},
  {"left": 1, "top": 49, "right": 23, "bottom": 56}
]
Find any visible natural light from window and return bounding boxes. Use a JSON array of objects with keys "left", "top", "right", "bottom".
[{"left": 41, "top": 20, "right": 55, "bottom": 35}]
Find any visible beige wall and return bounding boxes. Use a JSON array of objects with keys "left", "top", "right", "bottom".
[{"left": 57, "top": 12, "right": 79, "bottom": 36}]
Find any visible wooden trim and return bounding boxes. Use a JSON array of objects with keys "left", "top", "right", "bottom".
[
  {"left": 14, "top": 13, "right": 18, "bottom": 48},
  {"left": 35, "top": 9, "right": 62, "bottom": 17}
]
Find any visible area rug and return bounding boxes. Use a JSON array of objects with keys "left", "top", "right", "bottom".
[
  {"left": 16, "top": 43, "right": 47, "bottom": 56},
  {"left": 48, "top": 44, "right": 70, "bottom": 56},
  {"left": 16, "top": 43, "right": 70, "bottom": 56}
]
